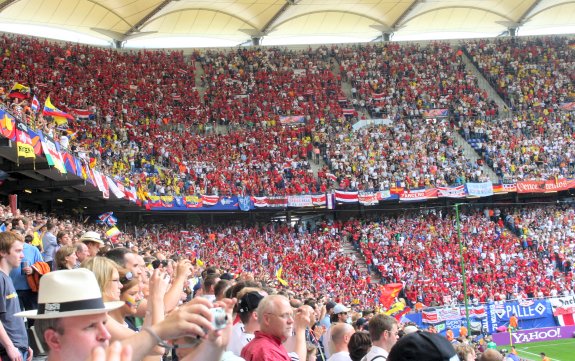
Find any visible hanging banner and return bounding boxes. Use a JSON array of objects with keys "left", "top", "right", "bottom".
[
  {"left": 358, "top": 191, "right": 379, "bottom": 206},
  {"left": 437, "top": 185, "right": 465, "bottom": 198},
  {"left": 549, "top": 295, "right": 575, "bottom": 326},
  {"left": 288, "top": 195, "right": 313, "bottom": 208},
  {"left": 39, "top": 132, "right": 66, "bottom": 174},
  {"left": 400, "top": 188, "right": 438, "bottom": 202},
  {"left": 335, "top": 190, "right": 359, "bottom": 203},
  {"left": 0, "top": 109, "right": 16, "bottom": 140},
  {"left": 488, "top": 299, "right": 555, "bottom": 331},
  {"left": 516, "top": 179, "right": 575, "bottom": 193},
  {"left": 465, "top": 182, "right": 493, "bottom": 197}
]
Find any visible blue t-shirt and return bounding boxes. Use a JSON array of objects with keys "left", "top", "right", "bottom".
[
  {"left": 9, "top": 243, "right": 44, "bottom": 290},
  {"left": 0, "top": 271, "right": 28, "bottom": 350}
]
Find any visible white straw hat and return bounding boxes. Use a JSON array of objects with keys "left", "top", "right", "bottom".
[
  {"left": 15, "top": 269, "right": 123, "bottom": 319},
  {"left": 79, "top": 231, "right": 105, "bottom": 245}
]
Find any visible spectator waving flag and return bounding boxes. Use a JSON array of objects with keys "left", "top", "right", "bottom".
[
  {"left": 31, "top": 95, "right": 40, "bottom": 113},
  {"left": 43, "top": 96, "right": 74, "bottom": 125},
  {"left": 8, "top": 83, "right": 30, "bottom": 99},
  {"left": 275, "top": 265, "right": 288, "bottom": 287},
  {"left": 106, "top": 226, "right": 122, "bottom": 239},
  {"left": 98, "top": 212, "right": 118, "bottom": 227},
  {"left": 380, "top": 283, "right": 403, "bottom": 309}
]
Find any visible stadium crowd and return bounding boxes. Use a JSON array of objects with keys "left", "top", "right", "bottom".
[
  {"left": 334, "top": 42, "right": 499, "bottom": 121},
  {"left": 348, "top": 207, "right": 574, "bottom": 308},
  {"left": 460, "top": 37, "right": 575, "bottom": 181},
  {"left": 1, "top": 200, "right": 570, "bottom": 360}
]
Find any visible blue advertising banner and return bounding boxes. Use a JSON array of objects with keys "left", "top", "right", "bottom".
[{"left": 487, "top": 299, "right": 556, "bottom": 332}]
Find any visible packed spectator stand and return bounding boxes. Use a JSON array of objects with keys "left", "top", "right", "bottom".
[{"left": 461, "top": 37, "right": 575, "bottom": 182}]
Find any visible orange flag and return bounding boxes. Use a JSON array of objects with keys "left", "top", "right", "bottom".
[{"left": 380, "top": 283, "right": 403, "bottom": 309}]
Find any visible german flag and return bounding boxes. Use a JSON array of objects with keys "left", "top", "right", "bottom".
[{"left": 8, "top": 83, "right": 30, "bottom": 99}]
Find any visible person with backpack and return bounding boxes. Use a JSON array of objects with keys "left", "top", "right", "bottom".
[{"left": 361, "top": 315, "right": 399, "bottom": 361}]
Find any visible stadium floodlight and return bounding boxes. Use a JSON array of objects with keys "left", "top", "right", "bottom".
[{"left": 56, "top": 198, "right": 63, "bottom": 203}]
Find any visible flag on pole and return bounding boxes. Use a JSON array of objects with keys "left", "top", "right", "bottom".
[
  {"left": 275, "top": 265, "right": 288, "bottom": 287},
  {"left": 31, "top": 95, "right": 40, "bottom": 113},
  {"left": 43, "top": 96, "right": 73, "bottom": 125},
  {"left": 380, "top": 283, "right": 403, "bottom": 309},
  {"left": 105, "top": 226, "right": 121, "bottom": 238},
  {"left": 8, "top": 83, "right": 30, "bottom": 99}
]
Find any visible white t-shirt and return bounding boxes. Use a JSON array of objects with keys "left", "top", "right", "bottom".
[
  {"left": 327, "top": 351, "right": 352, "bottom": 361},
  {"left": 227, "top": 322, "right": 254, "bottom": 356}
]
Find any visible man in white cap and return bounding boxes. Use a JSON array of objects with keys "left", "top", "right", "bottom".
[
  {"left": 324, "top": 303, "right": 350, "bottom": 359},
  {"left": 17, "top": 268, "right": 234, "bottom": 361},
  {"left": 79, "top": 231, "right": 105, "bottom": 258}
]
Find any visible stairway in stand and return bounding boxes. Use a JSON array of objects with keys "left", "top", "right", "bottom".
[{"left": 341, "top": 237, "right": 382, "bottom": 285}]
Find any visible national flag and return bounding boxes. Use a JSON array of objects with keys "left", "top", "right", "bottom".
[
  {"left": 394, "top": 307, "right": 412, "bottom": 321},
  {"left": 0, "top": 110, "right": 15, "bottom": 140},
  {"left": 380, "top": 283, "right": 403, "bottom": 309},
  {"left": 107, "top": 178, "right": 126, "bottom": 199},
  {"left": 202, "top": 195, "right": 219, "bottom": 206},
  {"left": 8, "top": 83, "right": 30, "bottom": 99},
  {"left": 105, "top": 226, "right": 121, "bottom": 238},
  {"left": 125, "top": 186, "right": 137, "bottom": 203},
  {"left": 72, "top": 108, "right": 94, "bottom": 121},
  {"left": 16, "top": 123, "right": 35, "bottom": 159},
  {"left": 556, "top": 312, "right": 575, "bottom": 326},
  {"left": 39, "top": 133, "right": 66, "bottom": 173},
  {"left": 334, "top": 190, "right": 359, "bottom": 203},
  {"left": 342, "top": 108, "right": 356, "bottom": 116},
  {"left": 43, "top": 97, "right": 74, "bottom": 125},
  {"left": 177, "top": 69, "right": 188, "bottom": 75},
  {"left": 275, "top": 265, "right": 288, "bottom": 287},
  {"left": 98, "top": 212, "right": 117, "bottom": 227},
  {"left": 311, "top": 194, "right": 326, "bottom": 206},
  {"left": 326, "top": 173, "right": 337, "bottom": 182},
  {"left": 31, "top": 96, "right": 40, "bottom": 113}
]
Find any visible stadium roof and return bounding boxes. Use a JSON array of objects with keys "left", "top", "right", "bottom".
[{"left": 0, "top": 0, "right": 573, "bottom": 47}]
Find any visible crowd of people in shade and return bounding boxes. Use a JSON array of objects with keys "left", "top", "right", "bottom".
[
  {"left": 1, "top": 200, "right": 571, "bottom": 360},
  {"left": 346, "top": 205, "right": 574, "bottom": 307},
  {"left": 1, "top": 34, "right": 574, "bottom": 199},
  {"left": 461, "top": 37, "right": 575, "bottom": 182}
]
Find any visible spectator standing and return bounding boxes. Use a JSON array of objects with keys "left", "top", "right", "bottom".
[
  {"left": 362, "top": 315, "right": 398, "bottom": 361},
  {"left": 9, "top": 234, "right": 43, "bottom": 314},
  {"left": 42, "top": 223, "right": 57, "bottom": 269},
  {"left": 241, "top": 294, "right": 295, "bottom": 361},
  {"left": 327, "top": 323, "right": 354, "bottom": 361},
  {"left": 0, "top": 231, "right": 32, "bottom": 361}
]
